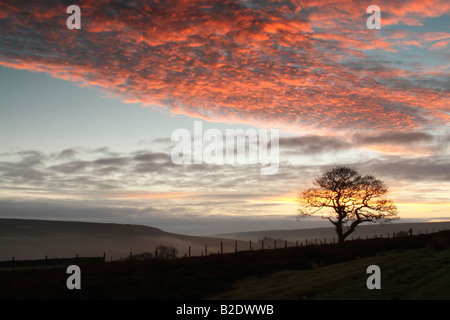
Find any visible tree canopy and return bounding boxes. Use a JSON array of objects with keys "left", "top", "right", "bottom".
[{"left": 297, "top": 166, "right": 398, "bottom": 243}]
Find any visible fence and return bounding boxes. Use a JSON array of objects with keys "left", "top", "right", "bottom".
[
  {"left": 1, "top": 228, "right": 447, "bottom": 268},
  {"left": 166, "top": 227, "right": 448, "bottom": 258},
  {"left": 0, "top": 255, "right": 105, "bottom": 271}
]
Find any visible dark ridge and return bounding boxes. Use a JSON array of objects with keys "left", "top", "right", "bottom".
[{"left": 0, "top": 218, "right": 168, "bottom": 237}]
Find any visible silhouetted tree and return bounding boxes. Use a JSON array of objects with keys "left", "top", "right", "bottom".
[
  {"left": 155, "top": 245, "right": 178, "bottom": 259},
  {"left": 297, "top": 166, "right": 398, "bottom": 244}
]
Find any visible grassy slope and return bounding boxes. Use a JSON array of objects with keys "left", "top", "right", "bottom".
[
  {"left": 2, "top": 231, "right": 449, "bottom": 299},
  {"left": 0, "top": 218, "right": 248, "bottom": 260},
  {"left": 210, "top": 247, "right": 450, "bottom": 300}
]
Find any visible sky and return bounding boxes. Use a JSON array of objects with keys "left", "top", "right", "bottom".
[{"left": 0, "top": 0, "right": 449, "bottom": 235}]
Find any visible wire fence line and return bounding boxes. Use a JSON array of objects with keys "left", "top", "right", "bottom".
[{"left": 1, "top": 228, "right": 446, "bottom": 270}]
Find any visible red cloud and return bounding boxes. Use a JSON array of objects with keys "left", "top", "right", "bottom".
[
  {"left": 429, "top": 40, "right": 449, "bottom": 50},
  {"left": 0, "top": 0, "right": 448, "bottom": 134}
]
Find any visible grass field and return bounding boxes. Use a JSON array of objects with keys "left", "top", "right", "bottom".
[
  {"left": 1, "top": 231, "right": 449, "bottom": 299},
  {"left": 211, "top": 246, "right": 450, "bottom": 300}
]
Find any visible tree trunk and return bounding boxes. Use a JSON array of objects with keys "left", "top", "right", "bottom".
[
  {"left": 336, "top": 219, "right": 362, "bottom": 244},
  {"left": 335, "top": 222, "right": 345, "bottom": 244}
]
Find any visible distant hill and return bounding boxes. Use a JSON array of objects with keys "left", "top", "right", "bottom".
[
  {"left": 2, "top": 218, "right": 449, "bottom": 261},
  {"left": 0, "top": 218, "right": 247, "bottom": 261},
  {"left": 214, "top": 221, "right": 450, "bottom": 243}
]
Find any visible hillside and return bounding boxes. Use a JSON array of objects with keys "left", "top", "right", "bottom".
[
  {"left": 0, "top": 218, "right": 247, "bottom": 261},
  {"left": 1, "top": 230, "right": 449, "bottom": 299},
  {"left": 211, "top": 245, "right": 450, "bottom": 300},
  {"left": 2, "top": 218, "right": 449, "bottom": 262},
  {"left": 214, "top": 221, "right": 450, "bottom": 243}
]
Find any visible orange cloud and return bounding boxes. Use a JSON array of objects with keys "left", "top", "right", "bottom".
[
  {"left": 0, "top": 0, "right": 448, "bottom": 134},
  {"left": 429, "top": 40, "right": 449, "bottom": 50}
]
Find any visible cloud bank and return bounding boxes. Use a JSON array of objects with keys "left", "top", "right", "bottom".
[{"left": 0, "top": 0, "right": 448, "bottom": 133}]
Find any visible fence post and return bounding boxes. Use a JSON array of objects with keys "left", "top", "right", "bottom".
[
  {"left": 188, "top": 246, "right": 191, "bottom": 258},
  {"left": 249, "top": 240, "right": 252, "bottom": 251},
  {"left": 296, "top": 240, "right": 298, "bottom": 247},
  {"left": 220, "top": 242, "right": 223, "bottom": 254},
  {"left": 103, "top": 252, "right": 106, "bottom": 263},
  {"left": 285, "top": 240, "right": 287, "bottom": 248},
  {"left": 324, "top": 238, "right": 326, "bottom": 244},
  {"left": 205, "top": 244, "right": 208, "bottom": 256},
  {"left": 305, "top": 239, "right": 308, "bottom": 246},
  {"left": 261, "top": 240, "right": 264, "bottom": 250},
  {"left": 274, "top": 240, "right": 277, "bottom": 249},
  {"left": 235, "top": 241, "right": 237, "bottom": 253},
  {"left": 155, "top": 250, "right": 158, "bottom": 259},
  {"left": 315, "top": 238, "right": 317, "bottom": 245},
  {"left": 12, "top": 256, "right": 14, "bottom": 271},
  {"left": 45, "top": 255, "right": 48, "bottom": 269}
]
